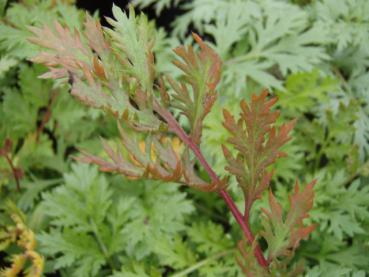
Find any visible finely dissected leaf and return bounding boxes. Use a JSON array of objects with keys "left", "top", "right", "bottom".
[
  {"left": 311, "top": 170, "right": 369, "bottom": 240},
  {"left": 171, "top": 0, "right": 329, "bottom": 93},
  {"left": 29, "top": 9, "right": 162, "bottom": 131},
  {"left": 261, "top": 180, "right": 316, "bottom": 261},
  {"left": 151, "top": 235, "right": 196, "bottom": 270},
  {"left": 222, "top": 91, "right": 295, "bottom": 211},
  {"left": 0, "top": 0, "right": 84, "bottom": 63},
  {"left": 119, "top": 180, "right": 194, "bottom": 259},
  {"left": 39, "top": 164, "right": 128, "bottom": 276},
  {"left": 313, "top": 0, "right": 369, "bottom": 51},
  {"left": 29, "top": 6, "right": 223, "bottom": 193},
  {"left": 132, "top": 0, "right": 181, "bottom": 15},
  {"left": 154, "top": 34, "right": 224, "bottom": 192},
  {"left": 78, "top": 129, "right": 182, "bottom": 182},
  {"left": 169, "top": 33, "right": 222, "bottom": 145},
  {"left": 276, "top": 70, "right": 339, "bottom": 113},
  {"left": 188, "top": 221, "right": 233, "bottom": 255},
  {"left": 106, "top": 5, "right": 156, "bottom": 91},
  {"left": 237, "top": 239, "right": 268, "bottom": 277}
]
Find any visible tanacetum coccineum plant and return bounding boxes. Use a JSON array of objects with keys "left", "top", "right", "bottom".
[{"left": 28, "top": 5, "right": 316, "bottom": 275}]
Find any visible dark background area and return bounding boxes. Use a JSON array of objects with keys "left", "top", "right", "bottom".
[{"left": 76, "top": 0, "right": 182, "bottom": 31}]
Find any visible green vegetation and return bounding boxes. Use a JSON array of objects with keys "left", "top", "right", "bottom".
[{"left": 0, "top": 0, "right": 368, "bottom": 276}]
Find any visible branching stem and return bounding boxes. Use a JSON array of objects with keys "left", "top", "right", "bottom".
[{"left": 154, "top": 102, "right": 268, "bottom": 268}]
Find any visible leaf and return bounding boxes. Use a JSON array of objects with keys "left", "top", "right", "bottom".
[
  {"left": 261, "top": 180, "right": 316, "bottom": 261},
  {"left": 0, "top": 0, "right": 84, "bottom": 59},
  {"left": 132, "top": 0, "right": 181, "bottom": 15},
  {"left": 0, "top": 56, "right": 18, "bottom": 78},
  {"left": 151, "top": 235, "right": 196, "bottom": 270},
  {"left": 110, "top": 262, "right": 153, "bottom": 277},
  {"left": 311, "top": 170, "right": 369, "bottom": 240},
  {"left": 39, "top": 229, "right": 106, "bottom": 277},
  {"left": 39, "top": 164, "right": 131, "bottom": 276},
  {"left": 78, "top": 128, "right": 182, "bottom": 182},
  {"left": 222, "top": 91, "right": 295, "bottom": 210},
  {"left": 119, "top": 180, "right": 194, "bottom": 259},
  {"left": 106, "top": 5, "right": 156, "bottom": 91},
  {"left": 188, "top": 221, "right": 233, "bottom": 255},
  {"left": 276, "top": 70, "right": 339, "bottom": 113},
  {"left": 29, "top": 9, "right": 162, "bottom": 131},
  {"left": 313, "top": 0, "right": 369, "bottom": 51},
  {"left": 169, "top": 33, "right": 222, "bottom": 145}
]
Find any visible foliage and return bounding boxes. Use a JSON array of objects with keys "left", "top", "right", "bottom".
[
  {"left": 0, "top": 0, "right": 368, "bottom": 276},
  {"left": 38, "top": 163, "right": 194, "bottom": 276}
]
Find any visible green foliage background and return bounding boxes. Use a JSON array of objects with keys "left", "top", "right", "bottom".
[{"left": 0, "top": 0, "right": 368, "bottom": 276}]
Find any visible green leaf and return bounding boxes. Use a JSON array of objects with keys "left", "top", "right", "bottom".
[
  {"left": 152, "top": 235, "right": 196, "bottom": 270},
  {"left": 106, "top": 5, "right": 156, "bottom": 91},
  {"left": 188, "top": 221, "right": 233, "bottom": 255},
  {"left": 276, "top": 70, "right": 339, "bottom": 113}
]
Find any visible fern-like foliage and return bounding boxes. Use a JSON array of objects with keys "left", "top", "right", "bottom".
[
  {"left": 222, "top": 91, "right": 316, "bottom": 275},
  {"left": 222, "top": 91, "right": 296, "bottom": 215},
  {"left": 29, "top": 6, "right": 224, "bottom": 191},
  {"left": 38, "top": 163, "right": 194, "bottom": 276},
  {"left": 29, "top": 5, "right": 316, "bottom": 275},
  {"left": 0, "top": 0, "right": 84, "bottom": 78}
]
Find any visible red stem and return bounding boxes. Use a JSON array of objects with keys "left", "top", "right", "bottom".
[{"left": 154, "top": 102, "right": 268, "bottom": 268}]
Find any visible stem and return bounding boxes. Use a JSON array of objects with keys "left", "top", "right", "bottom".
[
  {"left": 172, "top": 249, "right": 234, "bottom": 277},
  {"left": 154, "top": 102, "right": 268, "bottom": 268}
]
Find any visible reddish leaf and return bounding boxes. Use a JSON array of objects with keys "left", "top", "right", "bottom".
[
  {"left": 29, "top": 13, "right": 162, "bottom": 131},
  {"left": 261, "top": 180, "right": 316, "bottom": 261},
  {"left": 77, "top": 125, "right": 183, "bottom": 182},
  {"left": 170, "top": 33, "right": 222, "bottom": 145},
  {"left": 222, "top": 90, "right": 295, "bottom": 212}
]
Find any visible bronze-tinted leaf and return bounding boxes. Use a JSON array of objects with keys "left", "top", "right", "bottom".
[
  {"left": 169, "top": 33, "right": 222, "bottom": 145},
  {"left": 222, "top": 90, "right": 295, "bottom": 213},
  {"left": 260, "top": 180, "right": 316, "bottom": 261}
]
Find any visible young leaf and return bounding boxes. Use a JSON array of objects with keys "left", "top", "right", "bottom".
[
  {"left": 106, "top": 5, "right": 156, "bottom": 91},
  {"left": 222, "top": 90, "right": 295, "bottom": 214},
  {"left": 169, "top": 33, "right": 222, "bottom": 145},
  {"left": 78, "top": 129, "right": 182, "bottom": 182},
  {"left": 261, "top": 180, "right": 316, "bottom": 261},
  {"left": 29, "top": 9, "right": 162, "bottom": 131}
]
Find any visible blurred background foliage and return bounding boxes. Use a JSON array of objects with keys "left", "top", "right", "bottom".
[{"left": 0, "top": 0, "right": 368, "bottom": 276}]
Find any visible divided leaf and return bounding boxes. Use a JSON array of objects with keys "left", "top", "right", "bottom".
[
  {"left": 261, "top": 180, "right": 316, "bottom": 261},
  {"left": 29, "top": 9, "right": 162, "bottom": 131},
  {"left": 106, "top": 5, "right": 156, "bottom": 91},
  {"left": 169, "top": 33, "right": 222, "bottom": 145},
  {"left": 222, "top": 91, "right": 295, "bottom": 210},
  {"left": 29, "top": 6, "right": 223, "bottom": 192},
  {"left": 78, "top": 126, "right": 182, "bottom": 182}
]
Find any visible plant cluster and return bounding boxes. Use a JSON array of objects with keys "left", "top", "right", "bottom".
[{"left": 0, "top": 0, "right": 368, "bottom": 276}]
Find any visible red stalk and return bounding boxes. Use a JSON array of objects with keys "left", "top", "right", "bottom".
[{"left": 154, "top": 102, "right": 268, "bottom": 268}]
